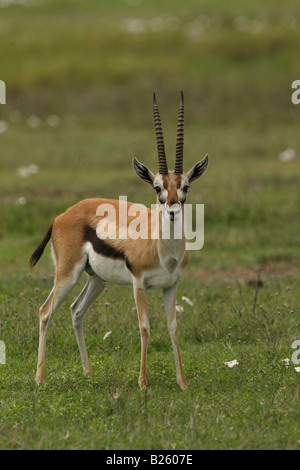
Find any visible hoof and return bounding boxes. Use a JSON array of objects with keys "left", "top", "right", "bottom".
[
  {"left": 138, "top": 378, "right": 148, "bottom": 389},
  {"left": 178, "top": 379, "right": 188, "bottom": 391},
  {"left": 35, "top": 376, "right": 46, "bottom": 385}
]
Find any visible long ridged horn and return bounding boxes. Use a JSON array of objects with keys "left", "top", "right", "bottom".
[
  {"left": 153, "top": 93, "right": 168, "bottom": 175},
  {"left": 175, "top": 91, "right": 184, "bottom": 175}
]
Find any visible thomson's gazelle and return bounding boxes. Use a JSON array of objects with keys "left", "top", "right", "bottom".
[{"left": 30, "top": 92, "right": 209, "bottom": 389}]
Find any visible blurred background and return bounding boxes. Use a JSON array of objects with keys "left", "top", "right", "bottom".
[{"left": 0, "top": 0, "right": 299, "bottom": 276}]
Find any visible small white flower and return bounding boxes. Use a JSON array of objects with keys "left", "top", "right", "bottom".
[
  {"left": 27, "top": 115, "right": 41, "bottom": 128},
  {"left": 278, "top": 148, "right": 296, "bottom": 162},
  {"left": 16, "top": 196, "right": 26, "bottom": 206},
  {"left": 148, "top": 16, "right": 165, "bottom": 32},
  {"left": 224, "top": 359, "right": 239, "bottom": 368},
  {"left": 294, "top": 367, "right": 300, "bottom": 373},
  {"left": 17, "top": 166, "right": 30, "bottom": 177},
  {"left": 175, "top": 305, "right": 184, "bottom": 313},
  {"left": 103, "top": 331, "right": 112, "bottom": 340},
  {"left": 181, "top": 296, "right": 193, "bottom": 306},
  {"left": 233, "top": 16, "right": 249, "bottom": 31},
  {"left": 17, "top": 164, "right": 39, "bottom": 177},
  {"left": 282, "top": 15, "right": 299, "bottom": 31},
  {"left": 122, "top": 18, "right": 146, "bottom": 34},
  {"left": 282, "top": 358, "right": 290, "bottom": 367},
  {"left": 28, "top": 164, "right": 39, "bottom": 174},
  {"left": 47, "top": 115, "right": 60, "bottom": 127}
]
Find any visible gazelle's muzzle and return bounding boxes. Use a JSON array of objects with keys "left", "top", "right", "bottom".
[{"left": 164, "top": 202, "right": 182, "bottom": 221}]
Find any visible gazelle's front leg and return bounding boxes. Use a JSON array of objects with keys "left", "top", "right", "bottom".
[
  {"left": 133, "top": 278, "right": 150, "bottom": 389},
  {"left": 163, "top": 282, "right": 188, "bottom": 390}
]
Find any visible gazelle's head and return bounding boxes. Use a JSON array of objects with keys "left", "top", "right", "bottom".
[{"left": 133, "top": 92, "right": 209, "bottom": 221}]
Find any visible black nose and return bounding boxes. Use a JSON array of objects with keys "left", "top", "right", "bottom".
[{"left": 169, "top": 198, "right": 177, "bottom": 206}]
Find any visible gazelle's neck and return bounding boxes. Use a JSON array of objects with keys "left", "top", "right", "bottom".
[{"left": 157, "top": 207, "right": 186, "bottom": 272}]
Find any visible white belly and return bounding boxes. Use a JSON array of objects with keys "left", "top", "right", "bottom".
[
  {"left": 86, "top": 246, "right": 132, "bottom": 285},
  {"left": 85, "top": 243, "right": 182, "bottom": 289}
]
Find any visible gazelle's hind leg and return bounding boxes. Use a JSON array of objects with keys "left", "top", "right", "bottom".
[
  {"left": 71, "top": 274, "right": 105, "bottom": 375},
  {"left": 35, "top": 261, "right": 86, "bottom": 385}
]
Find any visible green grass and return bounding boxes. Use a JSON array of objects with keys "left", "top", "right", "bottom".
[
  {"left": 0, "top": 0, "right": 300, "bottom": 450},
  {"left": 0, "top": 276, "right": 299, "bottom": 449}
]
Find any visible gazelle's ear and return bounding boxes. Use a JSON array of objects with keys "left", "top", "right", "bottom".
[
  {"left": 132, "top": 158, "right": 155, "bottom": 186},
  {"left": 186, "top": 154, "right": 210, "bottom": 183}
]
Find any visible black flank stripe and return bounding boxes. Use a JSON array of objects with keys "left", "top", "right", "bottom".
[{"left": 84, "top": 226, "right": 133, "bottom": 272}]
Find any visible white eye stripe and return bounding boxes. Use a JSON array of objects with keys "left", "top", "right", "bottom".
[
  {"left": 160, "top": 190, "right": 168, "bottom": 202},
  {"left": 177, "top": 190, "right": 186, "bottom": 201}
]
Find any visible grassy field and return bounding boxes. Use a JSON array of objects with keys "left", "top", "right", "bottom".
[{"left": 0, "top": 0, "right": 300, "bottom": 450}]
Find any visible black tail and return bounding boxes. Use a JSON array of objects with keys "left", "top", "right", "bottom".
[{"left": 29, "top": 224, "right": 53, "bottom": 268}]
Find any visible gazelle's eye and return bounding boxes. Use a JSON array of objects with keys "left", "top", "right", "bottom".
[
  {"left": 154, "top": 186, "right": 161, "bottom": 194},
  {"left": 183, "top": 185, "right": 189, "bottom": 193}
]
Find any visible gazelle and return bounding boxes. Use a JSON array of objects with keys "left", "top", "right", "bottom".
[{"left": 30, "top": 92, "right": 209, "bottom": 390}]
